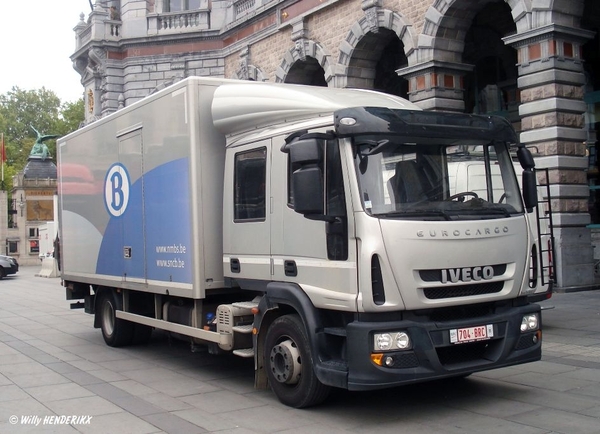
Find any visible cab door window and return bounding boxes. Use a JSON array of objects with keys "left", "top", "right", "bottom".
[{"left": 234, "top": 148, "right": 267, "bottom": 221}]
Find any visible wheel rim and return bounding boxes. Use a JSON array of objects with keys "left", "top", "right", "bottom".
[
  {"left": 102, "top": 300, "right": 115, "bottom": 337},
  {"left": 269, "top": 339, "right": 302, "bottom": 385}
]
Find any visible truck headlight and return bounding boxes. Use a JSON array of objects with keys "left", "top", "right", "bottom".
[
  {"left": 520, "top": 314, "right": 539, "bottom": 332},
  {"left": 373, "top": 331, "right": 411, "bottom": 351}
]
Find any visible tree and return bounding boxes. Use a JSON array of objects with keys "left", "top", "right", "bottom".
[{"left": 0, "top": 86, "right": 84, "bottom": 191}]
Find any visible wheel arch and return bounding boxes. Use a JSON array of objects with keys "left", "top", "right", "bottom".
[{"left": 253, "top": 281, "right": 347, "bottom": 389}]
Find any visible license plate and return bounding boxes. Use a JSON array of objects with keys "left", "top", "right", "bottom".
[{"left": 449, "top": 324, "right": 494, "bottom": 344}]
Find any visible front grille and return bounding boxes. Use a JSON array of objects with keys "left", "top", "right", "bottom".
[
  {"left": 437, "top": 341, "right": 493, "bottom": 366},
  {"left": 420, "top": 264, "right": 507, "bottom": 282},
  {"left": 515, "top": 333, "right": 537, "bottom": 350},
  {"left": 424, "top": 282, "right": 504, "bottom": 299},
  {"left": 393, "top": 352, "right": 419, "bottom": 368},
  {"left": 428, "top": 303, "right": 495, "bottom": 322}
]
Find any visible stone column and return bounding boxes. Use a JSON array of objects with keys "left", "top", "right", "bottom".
[
  {"left": 505, "top": 24, "right": 595, "bottom": 289},
  {"left": 396, "top": 61, "right": 473, "bottom": 112}
]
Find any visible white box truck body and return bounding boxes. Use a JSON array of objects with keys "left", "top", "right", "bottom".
[{"left": 58, "top": 77, "right": 551, "bottom": 407}]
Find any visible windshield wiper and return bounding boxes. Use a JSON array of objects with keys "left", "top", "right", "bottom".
[
  {"left": 374, "top": 210, "right": 453, "bottom": 221},
  {"left": 357, "top": 139, "right": 391, "bottom": 156},
  {"left": 458, "top": 207, "right": 513, "bottom": 218}
]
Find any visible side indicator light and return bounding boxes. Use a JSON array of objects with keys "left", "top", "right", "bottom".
[{"left": 371, "top": 353, "right": 384, "bottom": 366}]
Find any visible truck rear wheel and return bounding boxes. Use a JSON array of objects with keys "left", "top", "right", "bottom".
[
  {"left": 264, "top": 314, "right": 330, "bottom": 408},
  {"left": 98, "top": 291, "right": 134, "bottom": 347}
]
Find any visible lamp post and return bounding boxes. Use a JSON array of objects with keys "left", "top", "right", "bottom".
[{"left": 19, "top": 194, "right": 25, "bottom": 217}]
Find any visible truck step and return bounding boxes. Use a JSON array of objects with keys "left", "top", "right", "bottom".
[
  {"left": 232, "top": 301, "right": 259, "bottom": 310},
  {"left": 233, "top": 348, "right": 254, "bottom": 358},
  {"left": 232, "top": 324, "right": 253, "bottom": 334}
]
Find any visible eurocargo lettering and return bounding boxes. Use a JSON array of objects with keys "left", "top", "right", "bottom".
[{"left": 58, "top": 77, "right": 554, "bottom": 408}]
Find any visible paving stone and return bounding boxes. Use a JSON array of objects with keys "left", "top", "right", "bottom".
[
  {"left": 1, "top": 267, "right": 599, "bottom": 434},
  {"left": 44, "top": 395, "right": 124, "bottom": 417},
  {"left": 509, "top": 408, "right": 600, "bottom": 434},
  {"left": 25, "top": 382, "right": 95, "bottom": 403},
  {"left": 73, "top": 412, "right": 161, "bottom": 434},
  {"left": 142, "top": 412, "right": 207, "bottom": 434}
]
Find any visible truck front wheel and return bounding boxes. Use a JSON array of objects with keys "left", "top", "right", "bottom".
[
  {"left": 98, "top": 291, "right": 134, "bottom": 347},
  {"left": 264, "top": 314, "right": 330, "bottom": 408}
]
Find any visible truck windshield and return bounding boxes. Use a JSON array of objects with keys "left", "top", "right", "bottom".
[{"left": 353, "top": 139, "right": 524, "bottom": 220}]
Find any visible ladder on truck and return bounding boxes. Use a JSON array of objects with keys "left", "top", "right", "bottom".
[{"left": 534, "top": 167, "right": 556, "bottom": 287}]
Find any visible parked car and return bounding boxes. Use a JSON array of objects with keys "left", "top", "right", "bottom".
[{"left": 0, "top": 255, "right": 19, "bottom": 279}]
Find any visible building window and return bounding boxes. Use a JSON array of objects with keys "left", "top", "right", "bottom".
[
  {"left": 8, "top": 199, "right": 17, "bottom": 228},
  {"left": 164, "top": 0, "right": 201, "bottom": 12},
  {"left": 29, "top": 228, "right": 39, "bottom": 238},
  {"left": 234, "top": 148, "right": 266, "bottom": 221},
  {"left": 7, "top": 241, "right": 18, "bottom": 254},
  {"left": 30, "top": 240, "right": 39, "bottom": 254}
]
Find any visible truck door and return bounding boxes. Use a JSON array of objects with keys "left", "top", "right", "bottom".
[
  {"left": 270, "top": 135, "right": 358, "bottom": 310},
  {"left": 223, "top": 140, "right": 271, "bottom": 280},
  {"left": 97, "top": 126, "right": 146, "bottom": 282}
]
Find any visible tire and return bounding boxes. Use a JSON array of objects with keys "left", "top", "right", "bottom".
[
  {"left": 0, "top": 267, "right": 5, "bottom": 280},
  {"left": 264, "top": 314, "right": 331, "bottom": 408},
  {"left": 98, "top": 291, "right": 134, "bottom": 347}
]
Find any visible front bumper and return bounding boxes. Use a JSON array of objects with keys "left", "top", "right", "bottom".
[{"left": 344, "top": 302, "right": 541, "bottom": 390}]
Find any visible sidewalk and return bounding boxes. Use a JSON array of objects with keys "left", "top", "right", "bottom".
[{"left": 0, "top": 266, "right": 599, "bottom": 434}]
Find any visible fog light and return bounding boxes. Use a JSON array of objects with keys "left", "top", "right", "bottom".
[{"left": 384, "top": 356, "right": 394, "bottom": 367}]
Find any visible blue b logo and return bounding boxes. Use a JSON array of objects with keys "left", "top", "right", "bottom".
[{"left": 104, "top": 163, "right": 130, "bottom": 217}]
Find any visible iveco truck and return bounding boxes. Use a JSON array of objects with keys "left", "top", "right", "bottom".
[{"left": 58, "top": 77, "right": 551, "bottom": 408}]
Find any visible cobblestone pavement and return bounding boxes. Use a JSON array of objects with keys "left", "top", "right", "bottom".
[{"left": 1, "top": 266, "right": 599, "bottom": 433}]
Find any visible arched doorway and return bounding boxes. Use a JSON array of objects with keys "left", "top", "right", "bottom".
[
  {"left": 347, "top": 28, "right": 408, "bottom": 98},
  {"left": 462, "top": 1, "right": 518, "bottom": 122},
  {"left": 285, "top": 57, "right": 327, "bottom": 86}
]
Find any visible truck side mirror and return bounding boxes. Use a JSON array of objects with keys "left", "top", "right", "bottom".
[
  {"left": 290, "top": 139, "right": 324, "bottom": 216},
  {"left": 516, "top": 146, "right": 537, "bottom": 212},
  {"left": 522, "top": 170, "right": 538, "bottom": 212},
  {"left": 517, "top": 146, "right": 535, "bottom": 170}
]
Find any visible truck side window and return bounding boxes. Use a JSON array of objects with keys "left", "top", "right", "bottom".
[
  {"left": 325, "top": 141, "right": 348, "bottom": 261},
  {"left": 286, "top": 139, "right": 348, "bottom": 259},
  {"left": 234, "top": 148, "right": 267, "bottom": 221}
]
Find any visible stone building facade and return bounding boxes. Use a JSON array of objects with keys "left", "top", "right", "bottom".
[
  {"left": 72, "top": 0, "right": 600, "bottom": 290},
  {"left": 3, "top": 157, "right": 57, "bottom": 266}
]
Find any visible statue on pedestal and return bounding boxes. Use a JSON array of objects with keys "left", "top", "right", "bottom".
[{"left": 29, "top": 126, "right": 60, "bottom": 161}]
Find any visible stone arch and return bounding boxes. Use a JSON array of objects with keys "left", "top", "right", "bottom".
[
  {"left": 233, "top": 64, "right": 268, "bottom": 82},
  {"left": 275, "top": 40, "right": 333, "bottom": 85},
  {"left": 417, "top": 0, "right": 567, "bottom": 63},
  {"left": 337, "top": 8, "right": 416, "bottom": 90}
]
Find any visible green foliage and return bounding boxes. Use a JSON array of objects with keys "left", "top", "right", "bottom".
[{"left": 0, "top": 86, "right": 84, "bottom": 191}]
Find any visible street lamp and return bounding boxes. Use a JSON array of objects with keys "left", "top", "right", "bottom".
[{"left": 19, "top": 194, "right": 25, "bottom": 217}]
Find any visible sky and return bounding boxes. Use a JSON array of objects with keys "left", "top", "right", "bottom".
[{"left": 0, "top": 0, "right": 92, "bottom": 103}]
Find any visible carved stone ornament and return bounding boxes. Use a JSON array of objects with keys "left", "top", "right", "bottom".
[
  {"left": 295, "top": 39, "right": 306, "bottom": 62},
  {"left": 87, "top": 89, "right": 95, "bottom": 114},
  {"left": 364, "top": 7, "right": 379, "bottom": 33},
  {"left": 89, "top": 47, "right": 107, "bottom": 66},
  {"left": 239, "top": 47, "right": 250, "bottom": 80},
  {"left": 239, "top": 58, "right": 249, "bottom": 80}
]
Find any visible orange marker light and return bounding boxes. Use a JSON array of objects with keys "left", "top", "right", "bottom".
[{"left": 371, "top": 353, "right": 384, "bottom": 366}]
